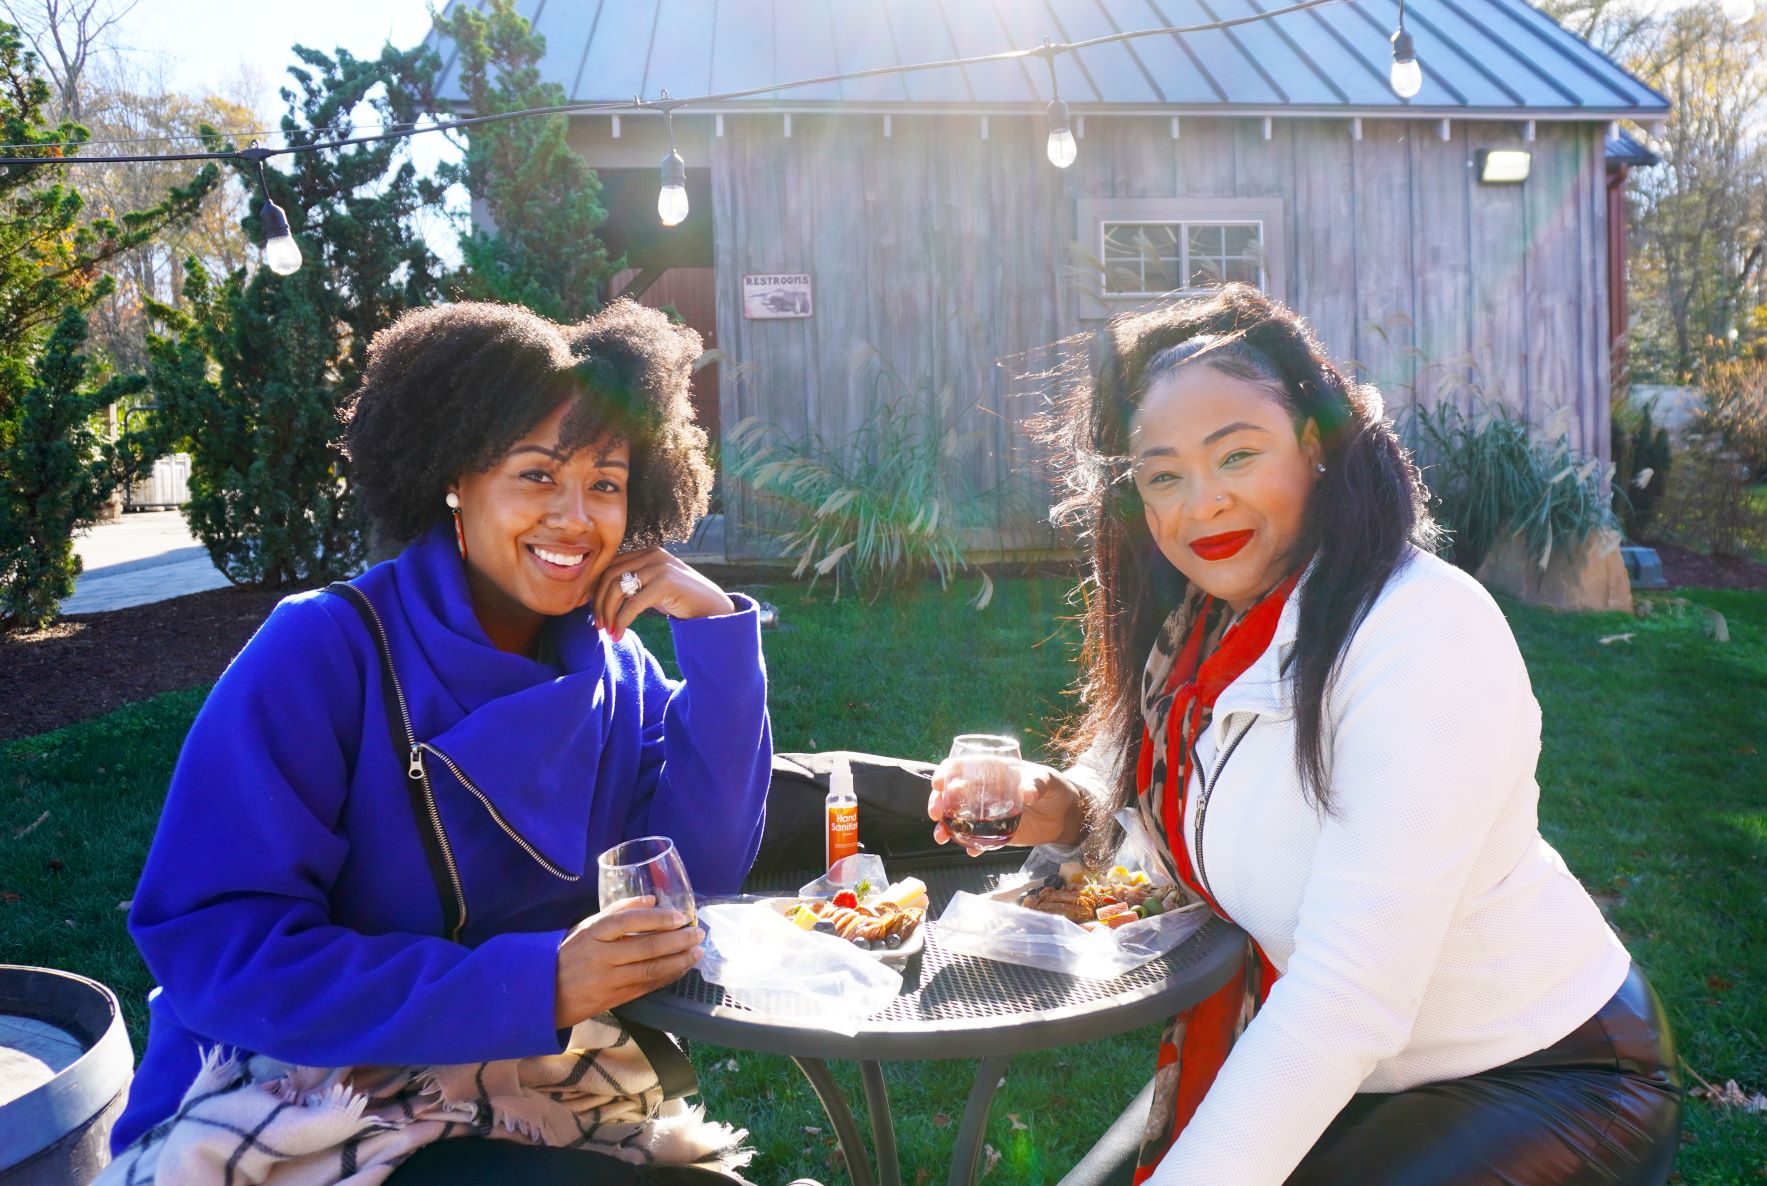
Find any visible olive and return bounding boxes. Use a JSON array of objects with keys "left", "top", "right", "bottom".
[
  {"left": 852, "top": 935, "right": 873, "bottom": 950},
  {"left": 1043, "top": 873, "right": 1064, "bottom": 889},
  {"left": 884, "top": 933, "right": 903, "bottom": 949},
  {"left": 813, "top": 920, "right": 836, "bottom": 935}
]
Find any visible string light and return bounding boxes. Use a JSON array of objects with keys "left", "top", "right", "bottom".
[
  {"left": 245, "top": 146, "right": 302, "bottom": 275},
  {"left": 0, "top": 0, "right": 1473, "bottom": 254},
  {"left": 1042, "top": 44, "right": 1077, "bottom": 169},
  {"left": 1390, "top": 0, "right": 1423, "bottom": 100},
  {"left": 657, "top": 95, "right": 689, "bottom": 227},
  {"left": 1720, "top": 0, "right": 1755, "bottom": 23}
]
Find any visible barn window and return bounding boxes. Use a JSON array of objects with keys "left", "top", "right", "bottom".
[
  {"left": 1077, "top": 197, "right": 1287, "bottom": 313},
  {"left": 1101, "top": 221, "right": 1265, "bottom": 295}
]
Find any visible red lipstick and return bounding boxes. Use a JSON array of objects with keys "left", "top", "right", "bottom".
[{"left": 1189, "top": 530, "right": 1254, "bottom": 561}]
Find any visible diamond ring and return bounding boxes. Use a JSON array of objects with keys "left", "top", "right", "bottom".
[{"left": 619, "top": 570, "right": 642, "bottom": 598}]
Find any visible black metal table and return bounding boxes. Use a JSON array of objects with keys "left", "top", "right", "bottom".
[{"left": 617, "top": 863, "right": 1245, "bottom": 1186}]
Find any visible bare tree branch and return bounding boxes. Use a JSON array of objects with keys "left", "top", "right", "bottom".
[{"left": 0, "top": 0, "right": 137, "bottom": 121}]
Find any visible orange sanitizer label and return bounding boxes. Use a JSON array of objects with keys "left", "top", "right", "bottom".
[{"left": 826, "top": 805, "right": 859, "bottom": 869}]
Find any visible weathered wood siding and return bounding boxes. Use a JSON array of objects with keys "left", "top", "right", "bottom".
[{"left": 704, "top": 114, "right": 1611, "bottom": 560}]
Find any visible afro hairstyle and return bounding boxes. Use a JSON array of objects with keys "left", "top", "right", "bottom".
[{"left": 344, "top": 299, "right": 712, "bottom": 550}]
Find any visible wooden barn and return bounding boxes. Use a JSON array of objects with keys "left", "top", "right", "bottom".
[{"left": 430, "top": 0, "right": 1668, "bottom": 561}]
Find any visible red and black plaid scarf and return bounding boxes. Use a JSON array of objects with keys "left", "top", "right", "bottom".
[{"left": 1129, "top": 568, "right": 1301, "bottom": 1180}]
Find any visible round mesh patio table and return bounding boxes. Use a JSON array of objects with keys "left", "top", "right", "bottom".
[{"left": 618, "top": 862, "right": 1245, "bottom": 1186}]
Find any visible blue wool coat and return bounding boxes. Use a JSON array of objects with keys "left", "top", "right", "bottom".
[{"left": 112, "top": 525, "right": 772, "bottom": 1152}]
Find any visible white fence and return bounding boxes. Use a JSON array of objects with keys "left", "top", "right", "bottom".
[{"left": 126, "top": 453, "right": 191, "bottom": 510}]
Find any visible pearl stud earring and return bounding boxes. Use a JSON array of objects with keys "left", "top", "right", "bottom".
[{"left": 445, "top": 492, "right": 465, "bottom": 558}]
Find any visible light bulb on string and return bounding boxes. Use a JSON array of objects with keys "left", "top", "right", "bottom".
[
  {"left": 249, "top": 151, "right": 302, "bottom": 275},
  {"left": 1720, "top": 0, "right": 1755, "bottom": 23},
  {"left": 1041, "top": 42, "right": 1077, "bottom": 169},
  {"left": 657, "top": 97, "right": 689, "bottom": 227},
  {"left": 261, "top": 205, "right": 303, "bottom": 275},
  {"left": 1046, "top": 98, "right": 1077, "bottom": 168},
  {"left": 657, "top": 151, "right": 688, "bottom": 226},
  {"left": 1389, "top": 28, "right": 1422, "bottom": 99}
]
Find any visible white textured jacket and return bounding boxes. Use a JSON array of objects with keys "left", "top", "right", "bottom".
[{"left": 1080, "top": 547, "right": 1630, "bottom": 1186}]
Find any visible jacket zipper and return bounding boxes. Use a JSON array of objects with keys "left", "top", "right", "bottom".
[
  {"left": 347, "top": 590, "right": 471, "bottom": 941},
  {"left": 412, "top": 743, "right": 579, "bottom": 882},
  {"left": 1192, "top": 716, "right": 1255, "bottom": 904},
  {"left": 1193, "top": 652, "right": 1294, "bottom": 903}
]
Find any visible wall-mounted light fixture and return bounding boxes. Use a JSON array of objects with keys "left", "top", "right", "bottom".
[{"left": 1475, "top": 148, "right": 1531, "bottom": 184}]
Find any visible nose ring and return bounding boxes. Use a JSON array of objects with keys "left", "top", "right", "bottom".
[{"left": 1215, "top": 495, "right": 1226, "bottom": 503}]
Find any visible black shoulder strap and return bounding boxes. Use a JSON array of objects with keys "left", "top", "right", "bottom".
[
  {"left": 325, "top": 581, "right": 465, "bottom": 943},
  {"left": 324, "top": 582, "right": 702, "bottom": 1100},
  {"left": 622, "top": 1019, "right": 701, "bottom": 1101}
]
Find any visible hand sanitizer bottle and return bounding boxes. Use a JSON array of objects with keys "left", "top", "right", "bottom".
[{"left": 825, "top": 756, "right": 859, "bottom": 872}]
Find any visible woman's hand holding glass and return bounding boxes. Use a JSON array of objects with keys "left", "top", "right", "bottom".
[
  {"left": 553, "top": 836, "right": 702, "bottom": 1029},
  {"left": 927, "top": 753, "right": 1088, "bottom": 857},
  {"left": 553, "top": 898, "right": 705, "bottom": 1028}
]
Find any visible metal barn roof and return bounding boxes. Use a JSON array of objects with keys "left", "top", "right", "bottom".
[
  {"left": 1606, "top": 125, "right": 1661, "bottom": 165},
  {"left": 429, "top": 0, "right": 1668, "bottom": 121}
]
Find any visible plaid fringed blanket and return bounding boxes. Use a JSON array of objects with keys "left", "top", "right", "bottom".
[{"left": 98, "top": 1016, "right": 755, "bottom": 1186}]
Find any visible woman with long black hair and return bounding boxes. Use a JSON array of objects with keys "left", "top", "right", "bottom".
[{"left": 929, "top": 284, "right": 1681, "bottom": 1185}]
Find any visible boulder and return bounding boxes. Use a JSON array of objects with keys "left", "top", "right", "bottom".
[{"left": 1476, "top": 528, "right": 1633, "bottom": 613}]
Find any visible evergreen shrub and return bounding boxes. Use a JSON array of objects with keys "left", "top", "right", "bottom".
[
  {"left": 1655, "top": 361, "right": 1767, "bottom": 560},
  {"left": 1611, "top": 398, "right": 1674, "bottom": 539}
]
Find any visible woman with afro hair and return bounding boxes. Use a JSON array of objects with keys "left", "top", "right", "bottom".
[{"left": 110, "top": 301, "right": 788, "bottom": 1185}]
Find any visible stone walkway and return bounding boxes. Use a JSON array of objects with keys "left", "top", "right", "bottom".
[{"left": 59, "top": 511, "right": 229, "bottom": 615}]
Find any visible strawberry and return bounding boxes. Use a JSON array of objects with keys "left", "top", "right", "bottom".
[{"left": 832, "top": 891, "right": 859, "bottom": 909}]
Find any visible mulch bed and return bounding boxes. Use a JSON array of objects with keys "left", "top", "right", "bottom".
[
  {"left": 0, "top": 564, "right": 787, "bottom": 743},
  {"left": 4, "top": 548, "right": 1763, "bottom": 744},
  {"left": 1644, "top": 540, "right": 1767, "bottom": 592},
  {"left": 1, "top": 585, "right": 289, "bottom": 742}
]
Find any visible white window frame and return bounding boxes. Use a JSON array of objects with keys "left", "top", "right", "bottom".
[{"left": 1076, "top": 197, "right": 1287, "bottom": 317}]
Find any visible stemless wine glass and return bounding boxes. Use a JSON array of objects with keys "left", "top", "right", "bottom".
[
  {"left": 597, "top": 835, "right": 697, "bottom": 927},
  {"left": 942, "top": 734, "right": 1024, "bottom": 851}
]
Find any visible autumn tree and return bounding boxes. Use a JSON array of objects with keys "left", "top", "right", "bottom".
[
  {"left": 1624, "top": 10, "right": 1767, "bottom": 378},
  {"left": 76, "top": 61, "right": 260, "bottom": 373},
  {"left": 1541, "top": 0, "right": 1767, "bottom": 379}
]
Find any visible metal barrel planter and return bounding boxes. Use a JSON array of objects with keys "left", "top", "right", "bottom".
[{"left": 0, "top": 966, "right": 134, "bottom": 1186}]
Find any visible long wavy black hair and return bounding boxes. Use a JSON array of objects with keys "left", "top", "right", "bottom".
[{"left": 1045, "top": 284, "right": 1438, "bottom": 822}]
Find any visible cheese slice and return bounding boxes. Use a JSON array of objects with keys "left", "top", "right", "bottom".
[{"left": 875, "top": 877, "right": 928, "bottom": 912}]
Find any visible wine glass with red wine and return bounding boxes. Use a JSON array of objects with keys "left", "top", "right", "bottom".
[{"left": 942, "top": 734, "right": 1024, "bottom": 850}]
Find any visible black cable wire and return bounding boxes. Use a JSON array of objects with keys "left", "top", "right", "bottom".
[{"left": 0, "top": 0, "right": 1351, "bottom": 166}]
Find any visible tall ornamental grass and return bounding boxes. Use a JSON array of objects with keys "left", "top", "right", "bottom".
[
  {"left": 722, "top": 347, "right": 1028, "bottom": 606},
  {"left": 1399, "top": 401, "right": 1618, "bottom": 575}
]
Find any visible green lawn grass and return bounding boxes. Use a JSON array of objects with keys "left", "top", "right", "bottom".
[{"left": 3, "top": 578, "right": 1763, "bottom": 1182}]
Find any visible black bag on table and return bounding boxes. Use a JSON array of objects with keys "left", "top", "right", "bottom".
[{"left": 751, "top": 750, "right": 1018, "bottom": 875}]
